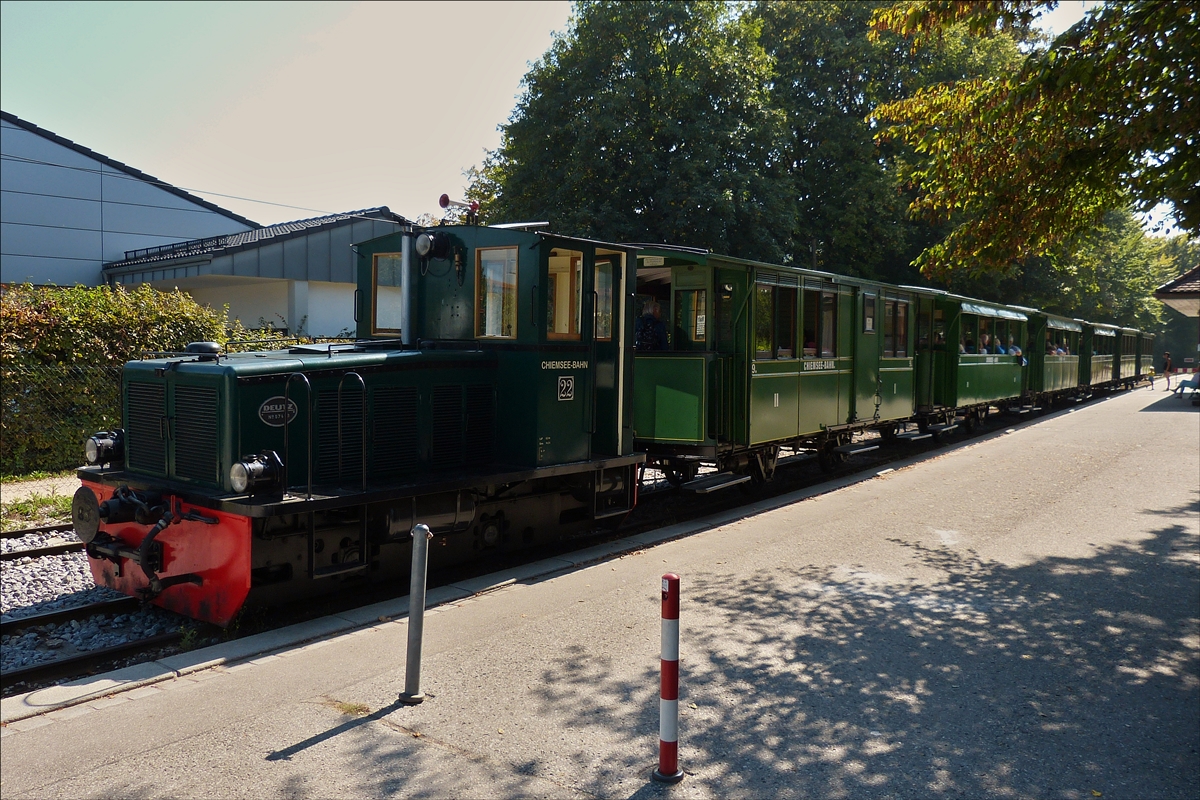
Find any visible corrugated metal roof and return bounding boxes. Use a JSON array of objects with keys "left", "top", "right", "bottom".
[
  {"left": 1, "top": 110, "right": 259, "bottom": 229},
  {"left": 105, "top": 207, "right": 409, "bottom": 269}
]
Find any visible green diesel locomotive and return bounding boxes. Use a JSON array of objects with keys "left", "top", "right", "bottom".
[{"left": 73, "top": 224, "right": 642, "bottom": 625}]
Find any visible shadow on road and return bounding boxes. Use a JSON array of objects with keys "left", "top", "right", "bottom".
[{"left": 530, "top": 498, "right": 1199, "bottom": 798}]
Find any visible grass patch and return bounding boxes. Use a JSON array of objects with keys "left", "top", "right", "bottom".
[
  {"left": 0, "top": 469, "right": 76, "bottom": 484},
  {"left": 1, "top": 492, "right": 74, "bottom": 532},
  {"left": 326, "top": 698, "right": 371, "bottom": 716}
]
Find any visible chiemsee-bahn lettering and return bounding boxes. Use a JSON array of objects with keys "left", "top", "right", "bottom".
[{"left": 803, "top": 360, "right": 836, "bottom": 371}]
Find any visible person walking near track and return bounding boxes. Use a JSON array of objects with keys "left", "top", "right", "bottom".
[{"left": 1162, "top": 351, "right": 1174, "bottom": 390}]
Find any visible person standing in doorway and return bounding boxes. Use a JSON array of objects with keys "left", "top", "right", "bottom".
[{"left": 635, "top": 300, "right": 668, "bottom": 351}]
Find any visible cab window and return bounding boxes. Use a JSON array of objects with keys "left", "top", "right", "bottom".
[
  {"left": 547, "top": 249, "right": 583, "bottom": 340},
  {"left": 373, "top": 252, "right": 404, "bottom": 334},
  {"left": 595, "top": 259, "right": 614, "bottom": 340},
  {"left": 476, "top": 247, "right": 518, "bottom": 339}
]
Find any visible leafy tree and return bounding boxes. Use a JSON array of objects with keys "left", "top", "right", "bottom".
[
  {"left": 754, "top": 0, "right": 1026, "bottom": 281},
  {"left": 870, "top": 0, "right": 1199, "bottom": 278},
  {"left": 467, "top": 0, "right": 793, "bottom": 261}
]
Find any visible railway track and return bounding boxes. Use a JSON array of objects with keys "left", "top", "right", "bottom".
[
  {"left": 0, "top": 391, "right": 1123, "bottom": 698},
  {"left": 0, "top": 522, "right": 84, "bottom": 561}
]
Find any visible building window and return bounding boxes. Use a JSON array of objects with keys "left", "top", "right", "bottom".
[
  {"left": 373, "top": 253, "right": 404, "bottom": 334},
  {"left": 476, "top": 247, "right": 518, "bottom": 339}
]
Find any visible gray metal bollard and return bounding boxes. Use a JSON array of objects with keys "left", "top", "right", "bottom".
[{"left": 399, "top": 523, "right": 433, "bottom": 705}]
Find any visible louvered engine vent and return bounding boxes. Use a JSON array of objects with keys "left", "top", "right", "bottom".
[
  {"left": 372, "top": 387, "right": 418, "bottom": 475},
  {"left": 316, "top": 388, "right": 364, "bottom": 485},
  {"left": 463, "top": 385, "right": 495, "bottom": 467},
  {"left": 126, "top": 382, "right": 166, "bottom": 475},
  {"left": 430, "top": 385, "right": 463, "bottom": 471},
  {"left": 173, "top": 385, "right": 218, "bottom": 483}
]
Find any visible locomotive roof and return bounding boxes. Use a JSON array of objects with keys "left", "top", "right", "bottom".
[{"left": 124, "top": 344, "right": 490, "bottom": 378}]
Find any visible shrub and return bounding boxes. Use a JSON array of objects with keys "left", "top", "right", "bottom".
[{"left": 0, "top": 284, "right": 289, "bottom": 473}]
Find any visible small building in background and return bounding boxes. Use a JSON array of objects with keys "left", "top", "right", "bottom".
[
  {"left": 1, "top": 111, "right": 257, "bottom": 286},
  {"left": 103, "top": 208, "right": 410, "bottom": 337}
]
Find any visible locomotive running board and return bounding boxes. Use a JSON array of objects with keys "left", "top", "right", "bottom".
[{"left": 681, "top": 473, "right": 752, "bottom": 494}]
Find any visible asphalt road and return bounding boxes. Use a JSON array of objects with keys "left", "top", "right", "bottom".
[{"left": 2, "top": 387, "right": 1196, "bottom": 799}]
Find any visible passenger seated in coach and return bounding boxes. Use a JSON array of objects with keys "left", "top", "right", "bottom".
[
  {"left": 803, "top": 331, "right": 817, "bottom": 357},
  {"left": 1007, "top": 339, "right": 1022, "bottom": 357},
  {"left": 993, "top": 338, "right": 1006, "bottom": 354},
  {"left": 964, "top": 338, "right": 976, "bottom": 354},
  {"left": 979, "top": 333, "right": 991, "bottom": 353}
]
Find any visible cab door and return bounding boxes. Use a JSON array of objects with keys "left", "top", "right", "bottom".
[{"left": 591, "top": 253, "right": 626, "bottom": 455}]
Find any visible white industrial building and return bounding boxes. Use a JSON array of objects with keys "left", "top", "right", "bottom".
[
  {"left": 1, "top": 111, "right": 409, "bottom": 336},
  {"left": 1, "top": 111, "right": 257, "bottom": 287},
  {"left": 103, "top": 208, "right": 409, "bottom": 337}
]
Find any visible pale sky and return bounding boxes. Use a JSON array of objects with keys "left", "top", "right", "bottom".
[
  {"left": 1, "top": 1, "right": 1096, "bottom": 228},
  {"left": 1, "top": 1, "right": 572, "bottom": 224}
]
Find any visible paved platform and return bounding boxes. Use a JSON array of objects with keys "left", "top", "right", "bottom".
[{"left": 1, "top": 388, "right": 1196, "bottom": 799}]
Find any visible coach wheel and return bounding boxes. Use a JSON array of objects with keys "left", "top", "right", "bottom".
[
  {"left": 817, "top": 440, "right": 845, "bottom": 474},
  {"left": 664, "top": 463, "right": 698, "bottom": 488}
]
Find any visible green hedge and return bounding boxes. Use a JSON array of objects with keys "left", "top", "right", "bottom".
[{"left": 1, "top": 284, "right": 288, "bottom": 474}]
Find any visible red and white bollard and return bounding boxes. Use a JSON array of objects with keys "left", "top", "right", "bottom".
[{"left": 653, "top": 572, "right": 684, "bottom": 783}]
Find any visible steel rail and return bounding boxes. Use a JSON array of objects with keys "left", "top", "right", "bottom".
[
  {"left": 0, "top": 541, "right": 84, "bottom": 562},
  {"left": 0, "top": 631, "right": 182, "bottom": 693},
  {"left": 0, "top": 597, "right": 141, "bottom": 637},
  {"left": 0, "top": 522, "right": 74, "bottom": 540}
]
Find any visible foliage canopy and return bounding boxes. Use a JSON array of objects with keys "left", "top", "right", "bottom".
[{"left": 871, "top": 0, "right": 1199, "bottom": 277}]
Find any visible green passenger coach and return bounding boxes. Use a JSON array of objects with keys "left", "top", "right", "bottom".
[{"left": 631, "top": 246, "right": 919, "bottom": 482}]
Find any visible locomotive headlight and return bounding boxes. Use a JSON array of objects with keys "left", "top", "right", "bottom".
[
  {"left": 230, "top": 451, "right": 283, "bottom": 495},
  {"left": 415, "top": 231, "right": 450, "bottom": 260},
  {"left": 415, "top": 232, "right": 434, "bottom": 258},
  {"left": 84, "top": 430, "right": 124, "bottom": 465}
]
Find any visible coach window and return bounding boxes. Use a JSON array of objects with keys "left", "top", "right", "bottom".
[
  {"left": 803, "top": 289, "right": 837, "bottom": 358},
  {"left": 864, "top": 293, "right": 876, "bottom": 333},
  {"left": 674, "top": 288, "right": 707, "bottom": 349},
  {"left": 755, "top": 285, "right": 775, "bottom": 359},
  {"left": 883, "top": 300, "right": 896, "bottom": 356},
  {"left": 476, "top": 246, "right": 518, "bottom": 339},
  {"left": 373, "top": 252, "right": 404, "bottom": 334},
  {"left": 933, "top": 308, "right": 946, "bottom": 346},
  {"left": 960, "top": 314, "right": 977, "bottom": 353},
  {"left": 776, "top": 287, "right": 796, "bottom": 358},
  {"left": 896, "top": 301, "right": 909, "bottom": 356},
  {"left": 547, "top": 249, "right": 583, "bottom": 340},
  {"left": 595, "top": 259, "right": 614, "bottom": 340}
]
